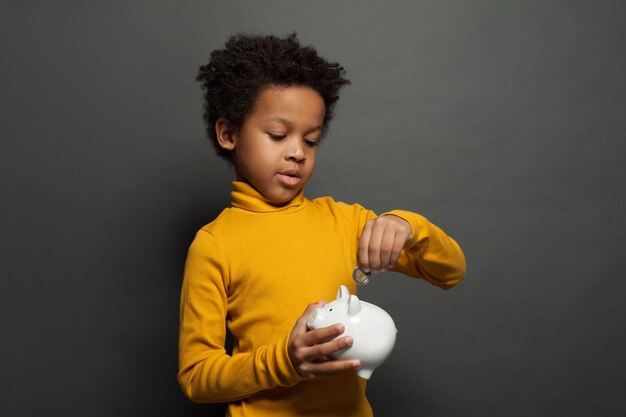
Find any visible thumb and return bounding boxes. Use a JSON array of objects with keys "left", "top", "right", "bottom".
[{"left": 293, "top": 301, "right": 327, "bottom": 335}]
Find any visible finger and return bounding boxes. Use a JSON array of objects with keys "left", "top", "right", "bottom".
[
  {"left": 298, "top": 323, "right": 345, "bottom": 348},
  {"left": 299, "top": 358, "right": 361, "bottom": 379},
  {"left": 378, "top": 227, "right": 397, "bottom": 271},
  {"left": 290, "top": 302, "right": 328, "bottom": 341},
  {"left": 389, "top": 231, "right": 404, "bottom": 269},
  {"left": 303, "top": 335, "right": 353, "bottom": 360},
  {"left": 368, "top": 218, "right": 386, "bottom": 272},
  {"left": 358, "top": 220, "right": 373, "bottom": 272},
  {"left": 292, "top": 331, "right": 350, "bottom": 368}
]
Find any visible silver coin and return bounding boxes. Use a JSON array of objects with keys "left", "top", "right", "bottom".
[{"left": 352, "top": 266, "right": 371, "bottom": 286}]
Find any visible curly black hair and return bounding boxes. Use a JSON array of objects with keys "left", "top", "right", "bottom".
[{"left": 196, "top": 32, "right": 351, "bottom": 160}]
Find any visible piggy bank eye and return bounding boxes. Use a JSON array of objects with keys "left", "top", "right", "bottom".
[{"left": 329, "top": 308, "right": 333, "bottom": 312}]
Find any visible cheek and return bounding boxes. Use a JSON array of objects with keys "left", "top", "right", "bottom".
[
  {"left": 240, "top": 143, "right": 272, "bottom": 171},
  {"left": 305, "top": 150, "right": 317, "bottom": 171}
]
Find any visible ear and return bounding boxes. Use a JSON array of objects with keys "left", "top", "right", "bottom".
[
  {"left": 336, "top": 285, "right": 350, "bottom": 302},
  {"left": 215, "top": 118, "right": 236, "bottom": 151},
  {"left": 348, "top": 295, "right": 362, "bottom": 316}
]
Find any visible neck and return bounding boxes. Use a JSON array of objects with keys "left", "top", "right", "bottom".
[{"left": 230, "top": 181, "right": 306, "bottom": 213}]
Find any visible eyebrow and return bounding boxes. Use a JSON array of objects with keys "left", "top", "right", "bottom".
[{"left": 264, "top": 117, "right": 322, "bottom": 134}]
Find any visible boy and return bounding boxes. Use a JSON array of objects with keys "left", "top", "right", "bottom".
[{"left": 178, "top": 33, "right": 466, "bottom": 417}]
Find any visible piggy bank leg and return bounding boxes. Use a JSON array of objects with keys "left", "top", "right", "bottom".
[{"left": 357, "top": 368, "right": 373, "bottom": 380}]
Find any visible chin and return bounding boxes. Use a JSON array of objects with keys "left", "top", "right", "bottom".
[
  {"left": 268, "top": 194, "right": 295, "bottom": 205},
  {"left": 266, "top": 188, "right": 299, "bottom": 204}
]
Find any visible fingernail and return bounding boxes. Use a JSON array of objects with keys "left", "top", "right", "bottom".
[
  {"left": 336, "top": 324, "right": 345, "bottom": 332},
  {"left": 353, "top": 360, "right": 361, "bottom": 368}
]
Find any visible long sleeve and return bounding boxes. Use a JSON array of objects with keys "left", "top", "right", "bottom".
[
  {"left": 382, "top": 210, "right": 466, "bottom": 289},
  {"left": 178, "top": 183, "right": 464, "bottom": 416},
  {"left": 177, "top": 230, "right": 302, "bottom": 403}
]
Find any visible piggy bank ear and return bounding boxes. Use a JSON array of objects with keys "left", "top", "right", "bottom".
[
  {"left": 336, "top": 285, "right": 350, "bottom": 302},
  {"left": 348, "top": 295, "right": 362, "bottom": 316}
]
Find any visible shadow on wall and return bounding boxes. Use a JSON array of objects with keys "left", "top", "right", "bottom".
[
  {"left": 119, "top": 166, "right": 233, "bottom": 415},
  {"left": 173, "top": 195, "right": 235, "bottom": 415},
  {"left": 169, "top": 192, "right": 232, "bottom": 416}
]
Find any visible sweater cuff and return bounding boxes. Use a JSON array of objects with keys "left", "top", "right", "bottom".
[{"left": 275, "top": 336, "right": 303, "bottom": 386}]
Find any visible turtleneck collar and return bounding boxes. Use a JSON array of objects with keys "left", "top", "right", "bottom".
[{"left": 230, "top": 181, "right": 307, "bottom": 213}]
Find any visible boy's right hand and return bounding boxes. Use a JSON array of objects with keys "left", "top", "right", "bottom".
[{"left": 288, "top": 302, "right": 361, "bottom": 380}]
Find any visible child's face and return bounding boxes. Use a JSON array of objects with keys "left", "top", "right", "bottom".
[{"left": 223, "top": 85, "right": 325, "bottom": 204}]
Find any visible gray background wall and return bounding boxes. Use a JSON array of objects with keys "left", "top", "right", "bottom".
[{"left": 2, "top": 1, "right": 625, "bottom": 416}]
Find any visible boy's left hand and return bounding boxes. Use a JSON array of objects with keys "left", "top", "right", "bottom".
[{"left": 358, "top": 215, "right": 412, "bottom": 273}]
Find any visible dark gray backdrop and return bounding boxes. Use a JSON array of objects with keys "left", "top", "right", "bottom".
[{"left": 2, "top": 1, "right": 625, "bottom": 416}]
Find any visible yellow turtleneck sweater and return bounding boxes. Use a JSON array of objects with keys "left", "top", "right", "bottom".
[{"left": 178, "top": 181, "right": 466, "bottom": 416}]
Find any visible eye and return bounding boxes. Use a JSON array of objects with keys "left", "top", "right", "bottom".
[
  {"left": 304, "top": 139, "right": 319, "bottom": 148},
  {"left": 268, "top": 133, "right": 286, "bottom": 141},
  {"left": 329, "top": 308, "right": 333, "bottom": 312}
]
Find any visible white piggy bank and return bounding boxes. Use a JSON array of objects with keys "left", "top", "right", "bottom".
[{"left": 306, "top": 285, "right": 397, "bottom": 379}]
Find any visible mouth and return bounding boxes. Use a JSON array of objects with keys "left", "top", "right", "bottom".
[
  {"left": 279, "top": 169, "right": 302, "bottom": 178},
  {"left": 277, "top": 169, "right": 303, "bottom": 186}
]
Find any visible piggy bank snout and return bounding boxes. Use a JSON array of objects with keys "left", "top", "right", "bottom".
[{"left": 306, "top": 309, "right": 320, "bottom": 329}]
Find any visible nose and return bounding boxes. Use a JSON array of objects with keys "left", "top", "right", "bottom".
[{"left": 286, "top": 138, "right": 305, "bottom": 162}]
